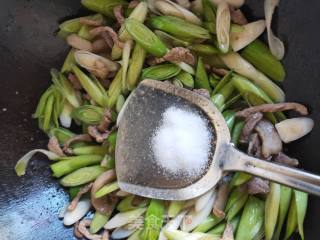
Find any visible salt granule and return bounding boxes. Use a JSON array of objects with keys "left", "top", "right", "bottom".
[{"left": 152, "top": 106, "right": 212, "bottom": 177}]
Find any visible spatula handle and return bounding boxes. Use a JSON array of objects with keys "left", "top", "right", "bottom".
[{"left": 221, "top": 144, "right": 320, "bottom": 196}]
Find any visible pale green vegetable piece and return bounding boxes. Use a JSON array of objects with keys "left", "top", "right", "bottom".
[
  {"left": 107, "top": 68, "right": 123, "bottom": 108},
  {"left": 125, "top": 19, "right": 168, "bottom": 57},
  {"left": 127, "top": 43, "right": 147, "bottom": 90},
  {"left": 140, "top": 200, "right": 165, "bottom": 240},
  {"left": 273, "top": 186, "right": 292, "bottom": 240},
  {"left": 71, "top": 105, "right": 104, "bottom": 125},
  {"left": 195, "top": 57, "right": 211, "bottom": 92},
  {"left": 51, "top": 154, "right": 104, "bottom": 178},
  {"left": 72, "top": 145, "right": 108, "bottom": 156},
  {"left": 285, "top": 196, "right": 298, "bottom": 240},
  {"left": 15, "top": 150, "right": 59, "bottom": 176},
  {"left": 142, "top": 64, "right": 181, "bottom": 81},
  {"left": 168, "top": 201, "right": 185, "bottom": 218},
  {"left": 175, "top": 71, "right": 194, "bottom": 88},
  {"left": 221, "top": 52, "right": 285, "bottom": 102},
  {"left": 236, "top": 196, "right": 264, "bottom": 240},
  {"left": 149, "top": 16, "right": 210, "bottom": 40},
  {"left": 95, "top": 181, "right": 120, "bottom": 198},
  {"left": 119, "top": 2, "right": 148, "bottom": 41},
  {"left": 60, "top": 165, "right": 106, "bottom": 187},
  {"left": 81, "top": 0, "right": 127, "bottom": 18},
  {"left": 61, "top": 49, "right": 76, "bottom": 73},
  {"left": 72, "top": 65, "right": 108, "bottom": 106},
  {"left": 192, "top": 215, "right": 223, "bottom": 233},
  {"left": 265, "top": 183, "right": 280, "bottom": 240},
  {"left": 51, "top": 69, "right": 82, "bottom": 108},
  {"left": 90, "top": 212, "right": 110, "bottom": 234},
  {"left": 294, "top": 190, "right": 308, "bottom": 240}
]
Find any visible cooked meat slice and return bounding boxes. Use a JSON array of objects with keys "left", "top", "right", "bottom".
[
  {"left": 230, "top": 9, "right": 248, "bottom": 25},
  {"left": 97, "top": 109, "right": 113, "bottom": 132},
  {"left": 236, "top": 102, "right": 308, "bottom": 118},
  {"left": 113, "top": 5, "right": 125, "bottom": 25},
  {"left": 88, "top": 126, "right": 111, "bottom": 143},
  {"left": 147, "top": 47, "right": 195, "bottom": 66},
  {"left": 128, "top": 0, "right": 140, "bottom": 8},
  {"left": 68, "top": 183, "right": 93, "bottom": 211},
  {"left": 77, "top": 219, "right": 105, "bottom": 240},
  {"left": 90, "top": 26, "right": 125, "bottom": 48},
  {"left": 63, "top": 134, "right": 93, "bottom": 151},
  {"left": 48, "top": 136, "right": 65, "bottom": 157},
  {"left": 211, "top": 67, "right": 229, "bottom": 77},
  {"left": 212, "top": 179, "right": 230, "bottom": 218},
  {"left": 247, "top": 133, "right": 262, "bottom": 158},
  {"left": 79, "top": 17, "right": 103, "bottom": 26},
  {"left": 274, "top": 152, "right": 299, "bottom": 167},
  {"left": 239, "top": 112, "right": 263, "bottom": 143},
  {"left": 255, "top": 120, "right": 282, "bottom": 158},
  {"left": 247, "top": 177, "right": 270, "bottom": 195},
  {"left": 221, "top": 223, "right": 234, "bottom": 240},
  {"left": 68, "top": 73, "right": 83, "bottom": 90}
]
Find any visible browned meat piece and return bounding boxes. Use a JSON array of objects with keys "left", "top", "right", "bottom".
[
  {"left": 97, "top": 109, "right": 113, "bottom": 132},
  {"left": 236, "top": 102, "right": 308, "bottom": 118},
  {"left": 230, "top": 9, "right": 248, "bottom": 25},
  {"left": 274, "top": 152, "right": 299, "bottom": 167},
  {"left": 221, "top": 223, "right": 234, "bottom": 240},
  {"left": 211, "top": 67, "right": 229, "bottom": 77},
  {"left": 99, "top": 78, "right": 111, "bottom": 89},
  {"left": 63, "top": 134, "right": 93, "bottom": 152},
  {"left": 239, "top": 112, "right": 263, "bottom": 143},
  {"left": 68, "top": 183, "right": 93, "bottom": 211},
  {"left": 88, "top": 126, "right": 111, "bottom": 143},
  {"left": 91, "top": 170, "right": 118, "bottom": 214},
  {"left": 255, "top": 120, "right": 282, "bottom": 158},
  {"left": 113, "top": 5, "right": 125, "bottom": 25},
  {"left": 164, "top": 47, "right": 195, "bottom": 65},
  {"left": 68, "top": 73, "right": 83, "bottom": 90},
  {"left": 147, "top": 47, "right": 195, "bottom": 65},
  {"left": 247, "top": 177, "right": 270, "bottom": 195},
  {"left": 247, "top": 133, "right": 262, "bottom": 158},
  {"left": 193, "top": 88, "right": 210, "bottom": 99},
  {"left": 101, "top": 231, "right": 110, "bottom": 240},
  {"left": 146, "top": 56, "right": 165, "bottom": 66},
  {"left": 74, "top": 221, "right": 84, "bottom": 238},
  {"left": 100, "top": 32, "right": 114, "bottom": 49},
  {"left": 92, "top": 38, "right": 110, "bottom": 53},
  {"left": 77, "top": 219, "right": 107, "bottom": 240},
  {"left": 79, "top": 17, "right": 104, "bottom": 26},
  {"left": 212, "top": 179, "right": 230, "bottom": 218},
  {"left": 90, "top": 26, "right": 125, "bottom": 49},
  {"left": 128, "top": 0, "right": 140, "bottom": 8},
  {"left": 47, "top": 136, "right": 65, "bottom": 157}
]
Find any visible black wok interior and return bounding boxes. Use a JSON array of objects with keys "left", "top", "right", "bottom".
[{"left": 0, "top": 0, "right": 319, "bottom": 239}]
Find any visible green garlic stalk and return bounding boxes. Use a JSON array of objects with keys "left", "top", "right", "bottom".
[
  {"left": 71, "top": 105, "right": 104, "bottom": 125},
  {"left": 140, "top": 199, "right": 165, "bottom": 240},
  {"left": 60, "top": 165, "right": 106, "bottom": 187},
  {"left": 195, "top": 57, "right": 212, "bottom": 93},
  {"left": 51, "top": 154, "right": 104, "bottom": 177}
]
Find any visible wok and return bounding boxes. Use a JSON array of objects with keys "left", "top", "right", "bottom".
[{"left": 0, "top": 0, "right": 319, "bottom": 239}]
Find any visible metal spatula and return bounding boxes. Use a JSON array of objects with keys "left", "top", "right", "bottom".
[{"left": 115, "top": 79, "right": 320, "bottom": 200}]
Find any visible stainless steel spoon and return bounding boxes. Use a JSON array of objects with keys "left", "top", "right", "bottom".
[{"left": 115, "top": 79, "right": 320, "bottom": 200}]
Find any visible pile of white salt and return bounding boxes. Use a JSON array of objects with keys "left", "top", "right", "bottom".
[{"left": 152, "top": 106, "right": 212, "bottom": 177}]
